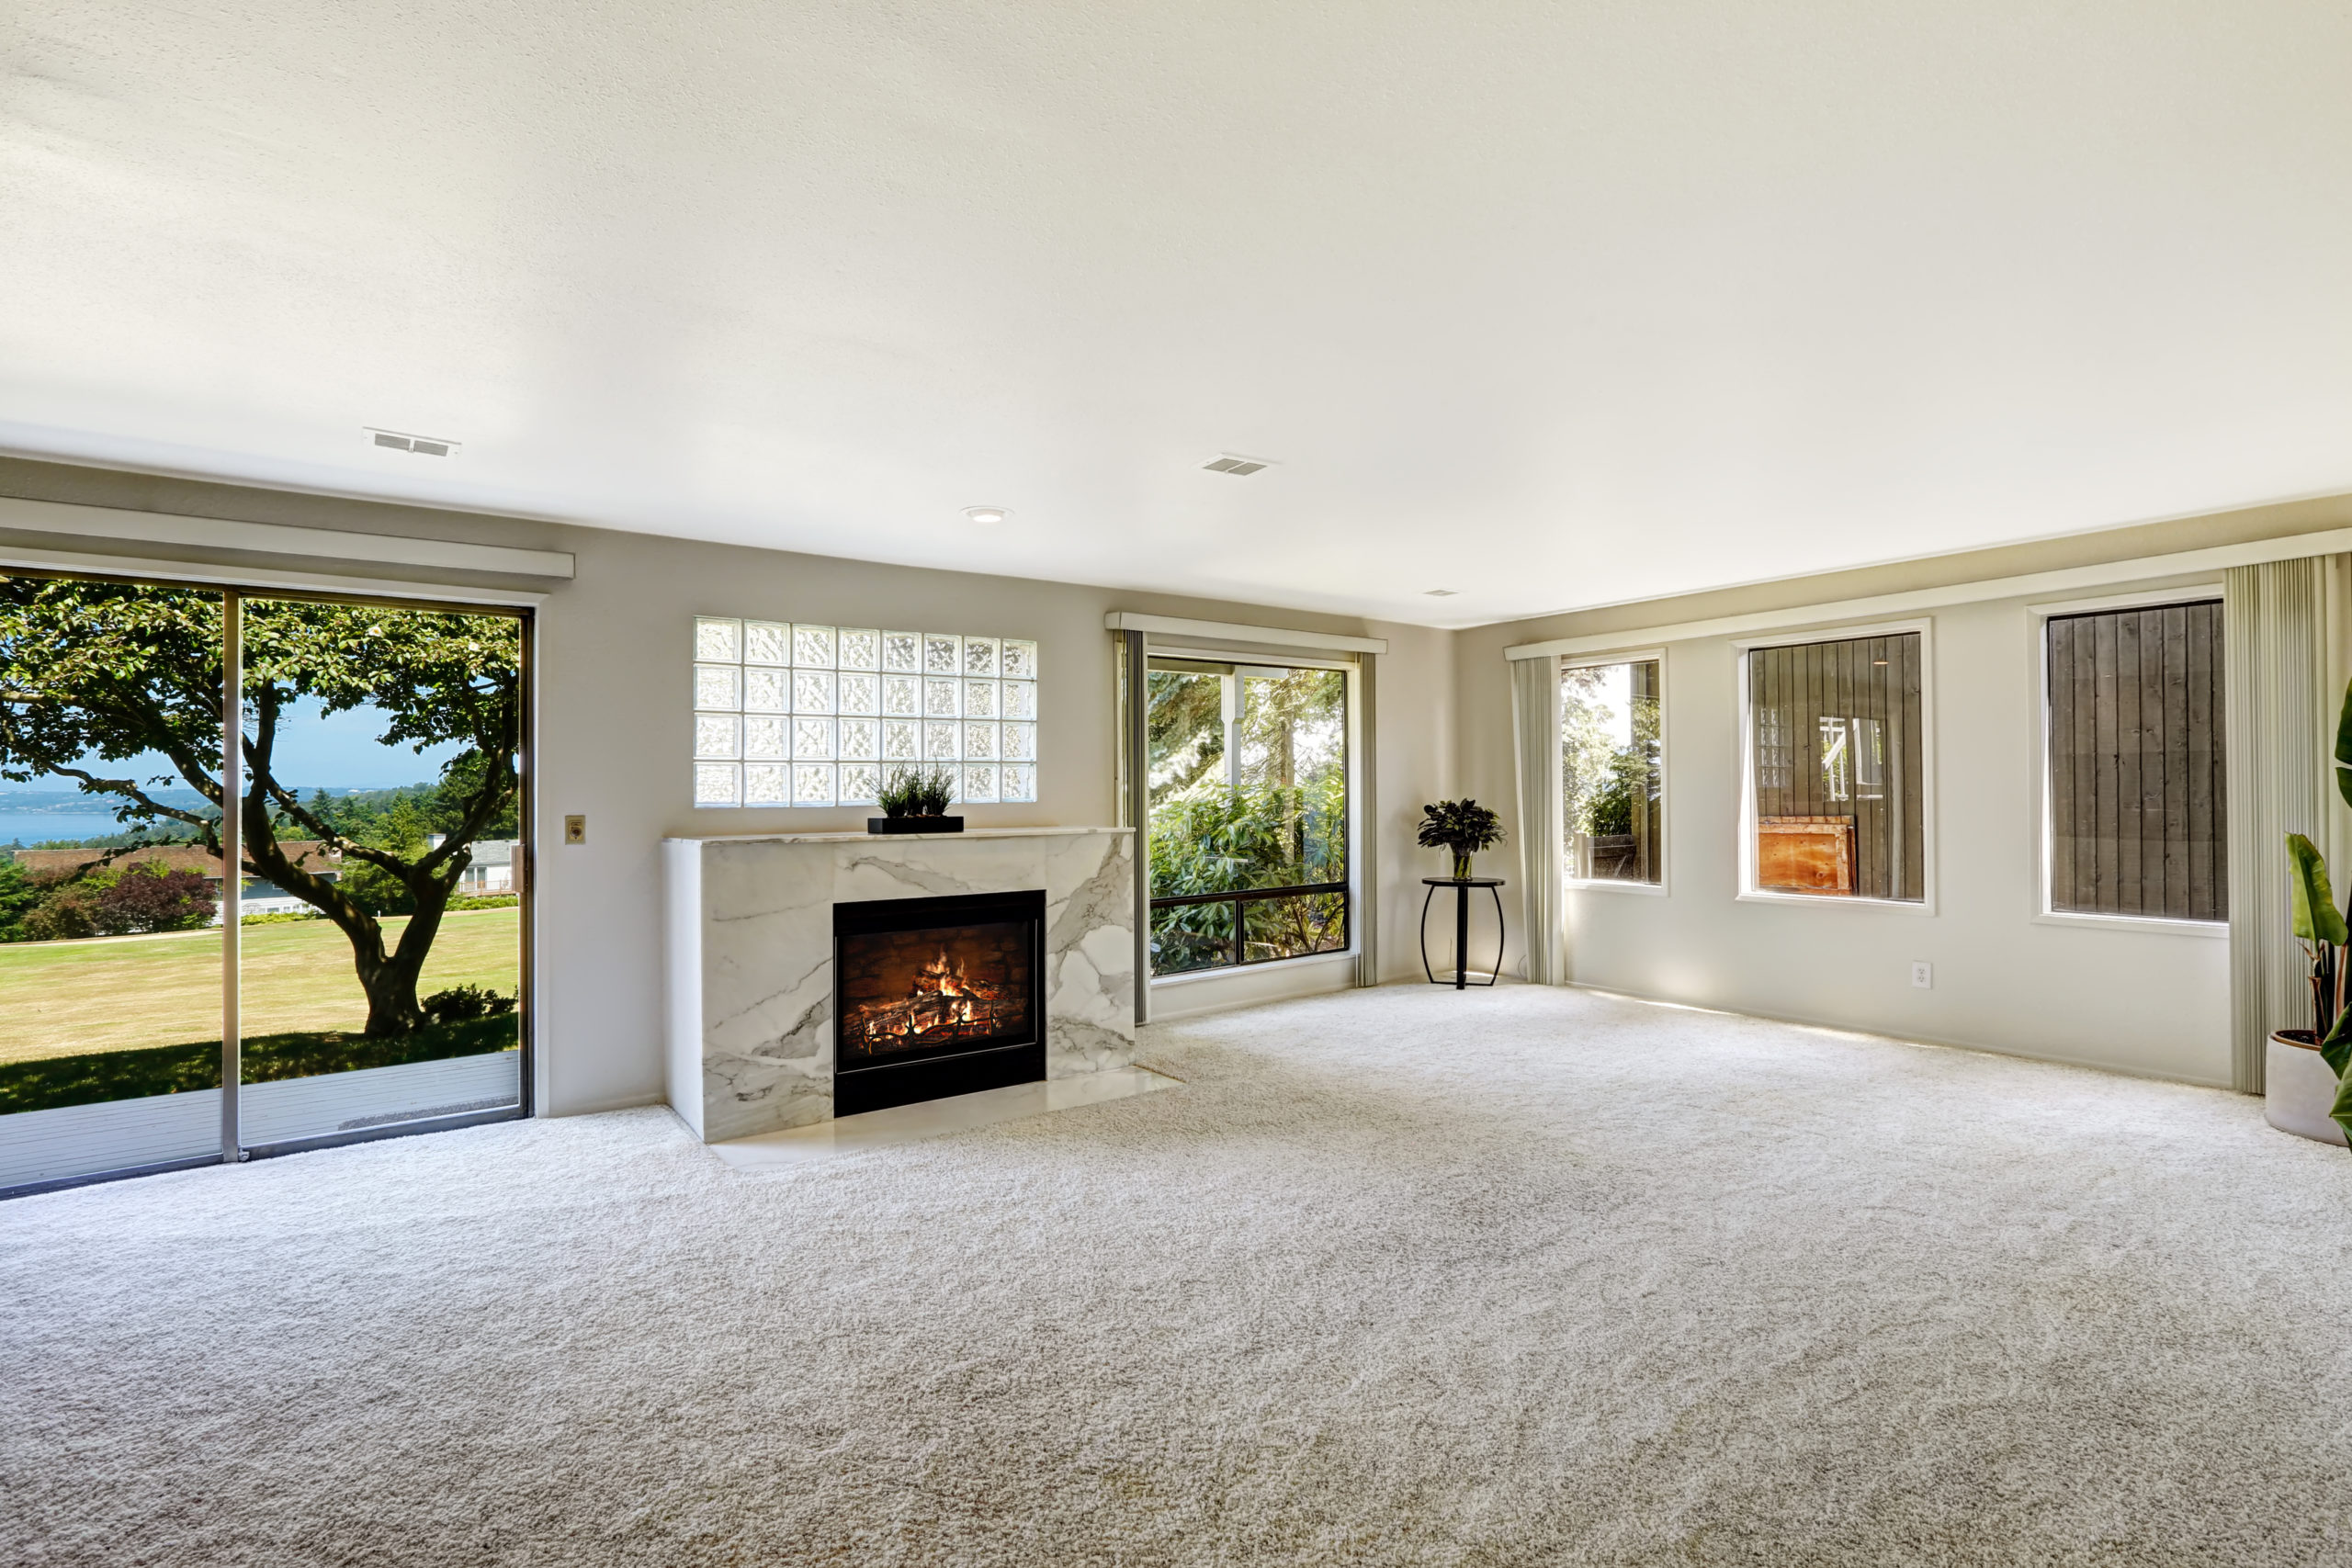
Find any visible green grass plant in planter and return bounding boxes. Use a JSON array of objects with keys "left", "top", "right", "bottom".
[
  {"left": 2278, "top": 677, "right": 2352, "bottom": 1146},
  {"left": 873, "top": 766, "right": 961, "bottom": 833},
  {"left": 1418, "top": 799, "right": 1505, "bottom": 880}
]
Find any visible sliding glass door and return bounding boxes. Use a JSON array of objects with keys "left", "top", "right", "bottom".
[
  {"left": 0, "top": 580, "right": 233, "bottom": 1188},
  {"left": 232, "top": 594, "right": 526, "bottom": 1149},
  {"left": 0, "top": 571, "right": 529, "bottom": 1193}
]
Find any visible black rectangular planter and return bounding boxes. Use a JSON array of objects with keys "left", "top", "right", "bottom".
[{"left": 866, "top": 816, "right": 965, "bottom": 834}]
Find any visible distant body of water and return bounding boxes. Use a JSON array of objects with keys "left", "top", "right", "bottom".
[{"left": 0, "top": 813, "right": 153, "bottom": 849}]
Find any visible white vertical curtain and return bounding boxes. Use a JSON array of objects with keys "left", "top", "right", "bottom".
[
  {"left": 1354, "top": 652, "right": 1381, "bottom": 988},
  {"left": 2223, "top": 556, "right": 2352, "bottom": 1093},
  {"left": 1510, "top": 653, "right": 1566, "bottom": 984}
]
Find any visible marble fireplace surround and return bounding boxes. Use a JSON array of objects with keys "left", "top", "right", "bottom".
[{"left": 663, "top": 828, "right": 1136, "bottom": 1143}]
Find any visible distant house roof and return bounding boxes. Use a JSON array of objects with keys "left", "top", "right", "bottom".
[{"left": 11, "top": 841, "right": 343, "bottom": 881}]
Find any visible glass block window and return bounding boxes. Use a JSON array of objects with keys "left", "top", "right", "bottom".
[
  {"left": 695, "top": 618, "right": 741, "bottom": 663},
  {"left": 793, "top": 625, "right": 835, "bottom": 667},
  {"left": 793, "top": 717, "right": 834, "bottom": 760},
  {"left": 693, "top": 618, "right": 1040, "bottom": 807},
  {"left": 745, "top": 621, "right": 787, "bottom": 665},
  {"left": 745, "top": 716, "right": 788, "bottom": 760},
  {"left": 744, "top": 668, "right": 787, "bottom": 712},
  {"left": 744, "top": 762, "right": 790, "bottom": 806},
  {"left": 695, "top": 762, "right": 741, "bottom": 807}
]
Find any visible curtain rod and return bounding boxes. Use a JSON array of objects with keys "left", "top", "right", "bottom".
[{"left": 1104, "top": 611, "right": 1386, "bottom": 654}]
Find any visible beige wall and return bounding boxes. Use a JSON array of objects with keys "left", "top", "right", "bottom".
[
  {"left": 0, "top": 458, "right": 1454, "bottom": 1115},
  {"left": 1453, "top": 497, "right": 2352, "bottom": 1087}
]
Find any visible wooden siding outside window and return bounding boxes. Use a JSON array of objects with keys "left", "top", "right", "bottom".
[
  {"left": 2045, "top": 601, "right": 2225, "bottom": 922},
  {"left": 1747, "top": 633, "right": 1926, "bottom": 901}
]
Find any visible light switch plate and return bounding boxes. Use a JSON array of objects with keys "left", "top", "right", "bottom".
[{"left": 563, "top": 815, "right": 586, "bottom": 845}]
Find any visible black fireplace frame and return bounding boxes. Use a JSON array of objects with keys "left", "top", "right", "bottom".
[{"left": 831, "top": 888, "right": 1048, "bottom": 1117}]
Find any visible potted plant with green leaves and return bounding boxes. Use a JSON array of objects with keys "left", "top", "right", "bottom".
[
  {"left": 1418, "top": 799, "right": 1505, "bottom": 880},
  {"left": 870, "top": 766, "right": 962, "bottom": 836},
  {"left": 2275, "top": 681, "right": 2352, "bottom": 1146}
]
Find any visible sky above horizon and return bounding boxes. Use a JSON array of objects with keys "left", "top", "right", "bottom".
[{"left": 0, "top": 697, "right": 465, "bottom": 797}]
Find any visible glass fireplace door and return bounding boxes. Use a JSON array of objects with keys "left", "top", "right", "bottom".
[{"left": 833, "top": 890, "right": 1046, "bottom": 1116}]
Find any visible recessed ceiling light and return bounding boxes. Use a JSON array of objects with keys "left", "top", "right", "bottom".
[
  {"left": 365, "top": 426, "right": 458, "bottom": 457},
  {"left": 1202, "top": 454, "right": 1274, "bottom": 476},
  {"left": 1424, "top": 589, "right": 1459, "bottom": 597},
  {"left": 963, "top": 505, "right": 1010, "bottom": 525}
]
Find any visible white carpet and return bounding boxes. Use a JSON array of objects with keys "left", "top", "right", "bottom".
[{"left": 6, "top": 983, "right": 2352, "bottom": 1566}]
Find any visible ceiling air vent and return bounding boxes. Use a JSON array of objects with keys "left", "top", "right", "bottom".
[
  {"left": 367, "top": 427, "right": 459, "bottom": 457},
  {"left": 1202, "top": 454, "right": 1272, "bottom": 476}
]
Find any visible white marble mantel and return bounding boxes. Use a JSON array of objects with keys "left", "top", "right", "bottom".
[{"left": 662, "top": 827, "right": 1136, "bottom": 1143}]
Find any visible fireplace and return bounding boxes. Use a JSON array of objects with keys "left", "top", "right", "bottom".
[{"left": 832, "top": 889, "right": 1046, "bottom": 1115}]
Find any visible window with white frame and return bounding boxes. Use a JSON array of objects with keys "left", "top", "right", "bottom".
[
  {"left": 2043, "top": 599, "right": 2224, "bottom": 921},
  {"left": 1561, "top": 656, "right": 1662, "bottom": 885},
  {"left": 1745, "top": 631, "right": 1924, "bottom": 901},
  {"left": 691, "top": 619, "right": 1038, "bottom": 807}
]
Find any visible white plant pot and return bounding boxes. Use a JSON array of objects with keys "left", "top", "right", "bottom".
[{"left": 2267, "top": 1032, "right": 2349, "bottom": 1146}]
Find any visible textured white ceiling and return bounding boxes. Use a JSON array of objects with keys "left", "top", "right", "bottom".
[{"left": 3, "top": 2, "right": 2348, "bottom": 626}]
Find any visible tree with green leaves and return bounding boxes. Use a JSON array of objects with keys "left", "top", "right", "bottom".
[{"left": 0, "top": 578, "right": 520, "bottom": 1036}]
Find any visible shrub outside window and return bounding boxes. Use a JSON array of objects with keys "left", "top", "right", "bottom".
[
  {"left": 1146, "top": 657, "right": 1349, "bottom": 976},
  {"left": 1561, "top": 657, "right": 1662, "bottom": 885}
]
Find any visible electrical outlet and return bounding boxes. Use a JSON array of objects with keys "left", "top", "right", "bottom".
[
  {"left": 563, "top": 815, "right": 586, "bottom": 845},
  {"left": 1910, "top": 961, "right": 1933, "bottom": 989}
]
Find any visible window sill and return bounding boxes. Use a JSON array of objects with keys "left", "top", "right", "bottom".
[
  {"left": 2030, "top": 910, "right": 2228, "bottom": 939},
  {"left": 1566, "top": 878, "right": 1668, "bottom": 897},
  {"left": 1736, "top": 889, "right": 1936, "bottom": 916},
  {"left": 1149, "top": 946, "right": 1357, "bottom": 987}
]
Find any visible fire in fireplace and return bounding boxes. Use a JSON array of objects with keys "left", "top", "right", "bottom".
[
  {"left": 833, "top": 889, "right": 1046, "bottom": 1114},
  {"left": 840, "top": 923, "right": 1032, "bottom": 1061}
]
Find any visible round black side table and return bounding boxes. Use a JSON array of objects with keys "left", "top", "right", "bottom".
[{"left": 1419, "top": 876, "right": 1505, "bottom": 989}]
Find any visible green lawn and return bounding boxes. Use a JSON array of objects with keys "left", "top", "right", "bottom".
[{"left": 0, "top": 908, "right": 521, "bottom": 1066}]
